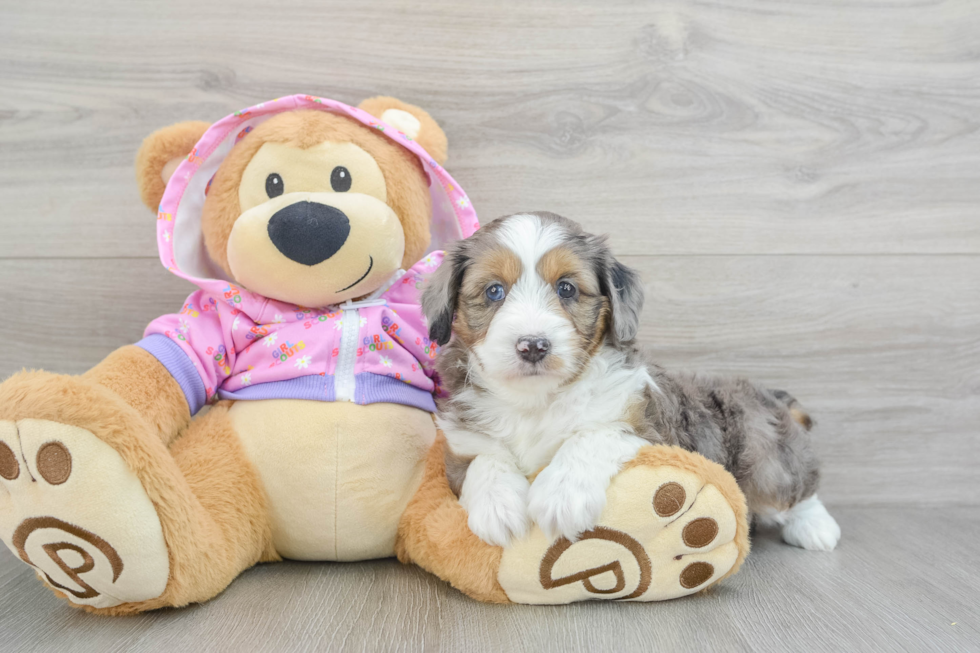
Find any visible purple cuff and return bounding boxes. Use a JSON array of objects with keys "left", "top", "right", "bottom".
[
  {"left": 355, "top": 373, "right": 437, "bottom": 413},
  {"left": 136, "top": 334, "right": 208, "bottom": 415},
  {"left": 215, "top": 373, "right": 435, "bottom": 412},
  {"left": 217, "top": 375, "right": 334, "bottom": 402}
]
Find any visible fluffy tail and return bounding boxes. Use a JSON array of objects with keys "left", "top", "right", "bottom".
[{"left": 771, "top": 389, "right": 813, "bottom": 431}]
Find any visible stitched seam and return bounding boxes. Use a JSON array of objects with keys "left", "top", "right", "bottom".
[
  {"left": 14, "top": 422, "right": 35, "bottom": 483},
  {"left": 667, "top": 484, "right": 706, "bottom": 526}
]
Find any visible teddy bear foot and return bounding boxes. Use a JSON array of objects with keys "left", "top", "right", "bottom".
[
  {"left": 497, "top": 446, "right": 749, "bottom": 603},
  {"left": 0, "top": 419, "right": 169, "bottom": 609}
]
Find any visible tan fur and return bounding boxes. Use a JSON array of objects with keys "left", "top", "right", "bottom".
[
  {"left": 82, "top": 346, "right": 191, "bottom": 447},
  {"left": 622, "top": 393, "right": 649, "bottom": 436},
  {"left": 396, "top": 433, "right": 511, "bottom": 604},
  {"left": 358, "top": 96, "right": 449, "bottom": 166},
  {"left": 464, "top": 247, "right": 523, "bottom": 293},
  {"left": 134, "top": 121, "right": 210, "bottom": 210},
  {"left": 536, "top": 246, "right": 600, "bottom": 295},
  {"left": 201, "top": 110, "right": 433, "bottom": 278},
  {"left": 623, "top": 446, "right": 751, "bottom": 584},
  {"left": 0, "top": 374, "right": 274, "bottom": 615},
  {"left": 454, "top": 247, "right": 523, "bottom": 345},
  {"left": 790, "top": 407, "right": 813, "bottom": 431}
]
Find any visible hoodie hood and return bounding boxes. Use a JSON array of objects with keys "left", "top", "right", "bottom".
[
  {"left": 138, "top": 96, "right": 478, "bottom": 414},
  {"left": 155, "top": 94, "right": 480, "bottom": 292}
]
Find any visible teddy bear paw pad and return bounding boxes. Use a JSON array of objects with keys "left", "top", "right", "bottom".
[
  {"left": 0, "top": 419, "right": 169, "bottom": 608},
  {"left": 496, "top": 458, "right": 743, "bottom": 603}
]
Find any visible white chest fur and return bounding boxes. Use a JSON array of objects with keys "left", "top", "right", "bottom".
[{"left": 439, "top": 348, "right": 653, "bottom": 475}]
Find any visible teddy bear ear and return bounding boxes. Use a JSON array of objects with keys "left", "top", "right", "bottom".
[
  {"left": 134, "top": 121, "right": 211, "bottom": 210},
  {"left": 358, "top": 96, "right": 448, "bottom": 166}
]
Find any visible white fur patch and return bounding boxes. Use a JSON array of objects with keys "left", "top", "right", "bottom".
[
  {"left": 458, "top": 455, "right": 530, "bottom": 547},
  {"left": 779, "top": 494, "right": 841, "bottom": 551},
  {"left": 527, "top": 430, "right": 646, "bottom": 541},
  {"left": 495, "top": 213, "right": 565, "bottom": 269}
]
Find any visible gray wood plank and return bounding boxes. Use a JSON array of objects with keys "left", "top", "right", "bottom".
[
  {"left": 1, "top": 0, "right": 979, "bottom": 258},
  {"left": 0, "top": 255, "right": 976, "bottom": 506},
  {"left": 0, "top": 507, "right": 976, "bottom": 652},
  {"left": 1, "top": 0, "right": 979, "bottom": 648}
]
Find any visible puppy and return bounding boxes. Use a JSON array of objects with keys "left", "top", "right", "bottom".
[{"left": 422, "top": 212, "right": 841, "bottom": 551}]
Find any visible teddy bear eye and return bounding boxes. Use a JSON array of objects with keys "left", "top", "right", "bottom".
[
  {"left": 331, "top": 166, "right": 352, "bottom": 192},
  {"left": 265, "top": 173, "right": 284, "bottom": 198}
]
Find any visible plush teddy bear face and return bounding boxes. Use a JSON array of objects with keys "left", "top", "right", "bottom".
[
  {"left": 231, "top": 138, "right": 398, "bottom": 304},
  {"left": 215, "top": 111, "right": 418, "bottom": 307},
  {"left": 136, "top": 98, "right": 449, "bottom": 308}
]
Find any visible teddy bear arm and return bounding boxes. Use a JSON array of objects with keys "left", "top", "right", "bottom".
[{"left": 82, "top": 345, "right": 192, "bottom": 445}]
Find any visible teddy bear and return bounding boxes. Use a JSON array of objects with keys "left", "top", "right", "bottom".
[{"left": 0, "top": 94, "right": 750, "bottom": 613}]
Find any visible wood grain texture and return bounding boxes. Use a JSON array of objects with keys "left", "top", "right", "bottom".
[
  {"left": 0, "top": 0, "right": 978, "bottom": 648},
  {"left": 1, "top": 255, "right": 976, "bottom": 505},
  {"left": 0, "top": 507, "right": 976, "bottom": 652},
  {"left": 1, "top": 0, "right": 979, "bottom": 258}
]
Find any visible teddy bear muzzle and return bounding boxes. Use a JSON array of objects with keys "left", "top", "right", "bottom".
[
  {"left": 227, "top": 190, "right": 406, "bottom": 307},
  {"left": 267, "top": 200, "right": 351, "bottom": 266}
]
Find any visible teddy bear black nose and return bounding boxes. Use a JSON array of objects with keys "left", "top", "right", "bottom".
[{"left": 267, "top": 201, "right": 351, "bottom": 266}]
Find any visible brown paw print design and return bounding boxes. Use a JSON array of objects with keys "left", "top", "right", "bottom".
[
  {"left": 0, "top": 420, "right": 169, "bottom": 609},
  {"left": 496, "top": 453, "right": 746, "bottom": 603}
]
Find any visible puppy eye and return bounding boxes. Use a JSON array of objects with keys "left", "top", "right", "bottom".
[
  {"left": 265, "top": 173, "right": 284, "bottom": 198},
  {"left": 557, "top": 280, "right": 577, "bottom": 299},
  {"left": 331, "top": 166, "right": 352, "bottom": 192},
  {"left": 485, "top": 283, "right": 506, "bottom": 302}
]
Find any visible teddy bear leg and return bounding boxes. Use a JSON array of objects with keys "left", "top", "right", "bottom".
[
  {"left": 145, "top": 401, "right": 278, "bottom": 610},
  {"left": 0, "top": 375, "right": 274, "bottom": 614},
  {"left": 397, "top": 436, "right": 751, "bottom": 604},
  {"left": 67, "top": 401, "right": 275, "bottom": 614},
  {"left": 78, "top": 401, "right": 275, "bottom": 614}
]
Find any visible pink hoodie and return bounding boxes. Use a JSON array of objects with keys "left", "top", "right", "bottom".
[{"left": 136, "top": 95, "right": 479, "bottom": 415}]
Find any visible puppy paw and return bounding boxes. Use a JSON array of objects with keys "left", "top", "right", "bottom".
[
  {"left": 781, "top": 495, "right": 841, "bottom": 551},
  {"left": 527, "top": 463, "right": 608, "bottom": 542},
  {"left": 461, "top": 489, "right": 529, "bottom": 548},
  {"left": 459, "top": 458, "right": 530, "bottom": 547}
]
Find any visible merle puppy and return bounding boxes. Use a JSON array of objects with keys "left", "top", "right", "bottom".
[{"left": 422, "top": 212, "right": 840, "bottom": 551}]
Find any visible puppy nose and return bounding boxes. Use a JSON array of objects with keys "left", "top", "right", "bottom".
[
  {"left": 516, "top": 337, "right": 551, "bottom": 363},
  {"left": 267, "top": 201, "right": 351, "bottom": 266}
]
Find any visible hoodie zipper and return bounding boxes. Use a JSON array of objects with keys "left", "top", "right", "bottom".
[{"left": 334, "top": 298, "right": 388, "bottom": 402}]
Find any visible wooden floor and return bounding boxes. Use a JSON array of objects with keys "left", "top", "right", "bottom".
[
  {"left": 0, "top": 0, "right": 978, "bottom": 650},
  {"left": 1, "top": 508, "right": 977, "bottom": 652}
]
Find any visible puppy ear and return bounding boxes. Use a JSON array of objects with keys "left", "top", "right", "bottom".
[
  {"left": 358, "top": 96, "right": 448, "bottom": 166},
  {"left": 422, "top": 243, "right": 471, "bottom": 346},
  {"left": 135, "top": 121, "right": 211, "bottom": 210},
  {"left": 596, "top": 241, "right": 644, "bottom": 344}
]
